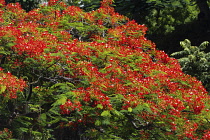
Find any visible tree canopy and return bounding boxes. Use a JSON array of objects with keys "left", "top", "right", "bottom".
[
  {"left": 5, "top": 0, "right": 210, "bottom": 53},
  {"left": 0, "top": 0, "right": 210, "bottom": 139}
]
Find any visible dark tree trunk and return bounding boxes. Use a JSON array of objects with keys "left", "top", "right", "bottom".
[
  {"left": 130, "top": 0, "right": 151, "bottom": 24},
  {"left": 196, "top": 0, "right": 210, "bottom": 29}
]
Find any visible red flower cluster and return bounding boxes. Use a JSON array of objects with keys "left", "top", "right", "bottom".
[
  {"left": 60, "top": 99, "right": 82, "bottom": 114},
  {"left": 202, "top": 131, "right": 210, "bottom": 140},
  {"left": 0, "top": 68, "right": 26, "bottom": 99},
  {"left": 0, "top": 0, "right": 5, "bottom": 6},
  {"left": 0, "top": 128, "right": 12, "bottom": 139},
  {"left": 48, "top": 0, "right": 59, "bottom": 6}
]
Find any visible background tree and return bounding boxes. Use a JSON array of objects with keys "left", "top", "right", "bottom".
[{"left": 5, "top": 0, "right": 41, "bottom": 11}]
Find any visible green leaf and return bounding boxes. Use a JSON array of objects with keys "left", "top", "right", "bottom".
[
  {"left": 44, "top": 48, "right": 52, "bottom": 53},
  {"left": 39, "top": 113, "right": 47, "bottom": 126},
  {"left": 24, "top": 57, "right": 37, "bottom": 64},
  {"left": 102, "top": 118, "right": 110, "bottom": 125},
  {"left": 133, "top": 103, "right": 152, "bottom": 114},
  {"left": 50, "top": 52, "right": 65, "bottom": 57},
  {"left": 199, "top": 41, "right": 209, "bottom": 50},
  {"left": 178, "top": 80, "right": 191, "bottom": 87},
  {"left": 61, "top": 118, "right": 69, "bottom": 122},
  {"left": 66, "top": 82, "right": 75, "bottom": 88},
  {"left": 151, "top": 70, "right": 167, "bottom": 76},
  {"left": 97, "top": 104, "right": 103, "bottom": 109},
  {"left": 116, "top": 94, "right": 124, "bottom": 99},
  {"left": 120, "top": 110, "right": 128, "bottom": 113},
  {"left": 0, "top": 85, "right": 6, "bottom": 94},
  {"left": 143, "top": 103, "right": 150, "bottom": 108},
  {"left": 180, "top": 39, "right": 191, "bottom": 49},
  {"left": 116, "top": 68, "right": 122, "bottom": 74},
  {"left": 51, "top": 83, "right": 66, "bottom": 88},
  {"left": 132, "top": 105, "right": 144, "bottom": 113},
  {"left": 48, "top": 107, "right": 61, "bottom": 115},
  {"left": 48, "top": 117, "right": 61, "bottom": 125},
  {"left": 52, "top": 95, "right": 67, "bottom": 106},
  {"left": 6, "top": 42, "right": 15, "bottom": 47},
  {"left": 128, "top": 107, "right": 132, "bottom": 112},
  {"left": 156, "top": 121, "right": 165, "bottom": 124},
  {"left": 0, "top": 51, "right": 8, "bottom": 55},
  {"left": 65, "top": 91, "right": 76, "bottom": 97},
  {"left": 171, "top": 1, "right": 182, "bottom": 7},
  {"left": 19, "top": 127, "right": 29, "bottom": 133},
  {"left": 124, "top": 81, "right": 133, "bottom": 86},
  {"left": 40, "top": 113, "right": 47, "bottom": 121},
  {"left": 101, "top": 84, "right": 107, "bottom": 89},
  {"left": 111, "top": 110, "right": 123, "bottom": 117},
  {"left": 101, "top": 110, "right": 111, "bottom": 117},
  {"left": 95, "top": 120, "right": 101, "bottom": 126},
  {"left": 140, "top": 86, "right": 151, "bottom": 92},
  {"left": 143, "top": 103, "right": 152, "bottom": 113}
]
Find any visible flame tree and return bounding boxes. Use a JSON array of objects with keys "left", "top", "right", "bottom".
[{"left": 0, "top": 0, "right": 209, "bottom": 139}]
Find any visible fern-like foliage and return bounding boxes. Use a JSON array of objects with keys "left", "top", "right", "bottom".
[{"left": 171, "top": 39, "right": 210, "bottom": 92}]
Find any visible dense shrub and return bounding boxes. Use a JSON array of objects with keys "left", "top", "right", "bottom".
[
  {"left": 171, "top": 39, "right": 210, "bottom": 92},
  {"left": 0, "top": 0, "right": 209, "bottom": 139}
]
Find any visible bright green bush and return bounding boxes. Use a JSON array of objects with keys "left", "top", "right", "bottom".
[{"left": 171, "top": 39, "right": 210, "bottom": 92}]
